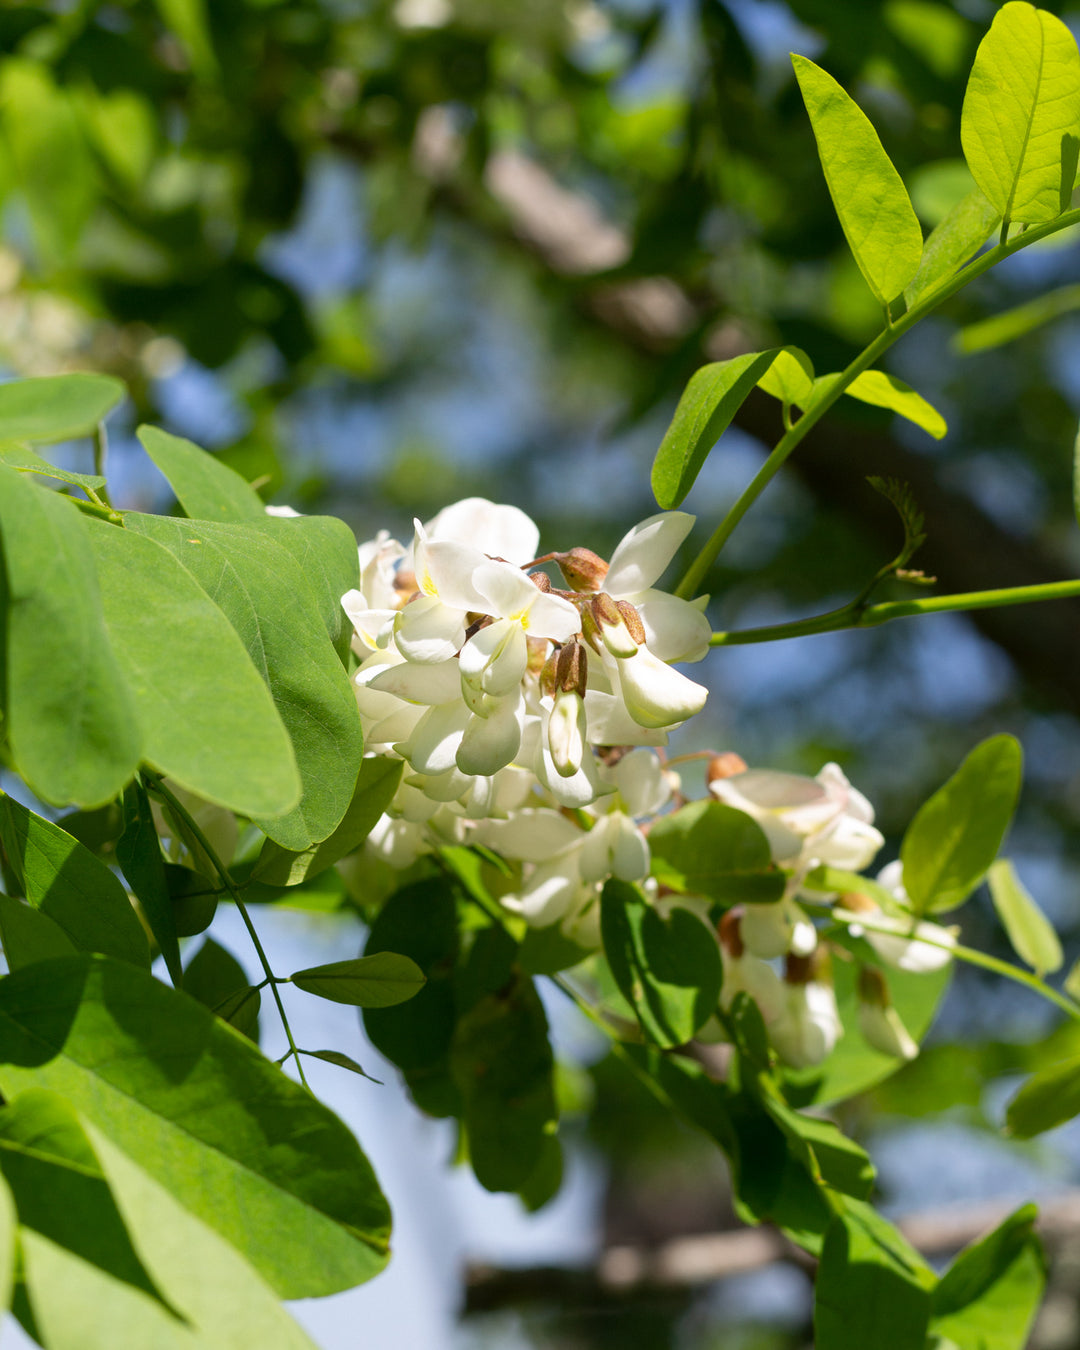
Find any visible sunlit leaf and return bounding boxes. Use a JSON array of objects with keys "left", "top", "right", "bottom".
[
  {"left": 1006, "top": 1054, "right": 1080, "bottom": 1138},
  {"left": 955, "top": 283, "right": 1080, "bottom": 353},
  {"left": 845, "top": 371, "right": 947, "bottom": 439},
  {"left": 0, "top": 896, "right": 76, "bottom": 970},
  {"left": 905, "top": 187, "right": 1000, "bottom": 304},
  {"left": 647, "top": 799, "right": 784, "bottom": 904},
  {"left": 0, "top": 442, "right": 105, "bottom": 491},
  {"left": 651, "top": 350, "right": 779, "bottom": 509},
  {"left": 0, "top": 373, "right": 124, "bottom": 445},
  {"left": 758, "top": 347, "right": 815, "bottom": 406},
  {"left": 139, "top": 425, "right": 264, "bottom": 522},
  {"left": 962, "top": 2, "right": 1080, "bottom": 229},
  {"left": 792, "top": 54, "right": 923, "bottom": 306}
]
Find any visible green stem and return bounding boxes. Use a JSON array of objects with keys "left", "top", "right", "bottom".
[
  {"left": 144, "top": 772, "right": 311, "bottom": 1090},
  {"left": 710, "top": 578, "right": 1080, "bottom": 646},
  {"left": 830, "top": 909, "right": 1080, "bottom": 1024},
  {"left": 92, "top": 422, "right": 113, "bottom": 507},
  {"left": 676, "top": 204, "right": 1080, "bottom": 599}
]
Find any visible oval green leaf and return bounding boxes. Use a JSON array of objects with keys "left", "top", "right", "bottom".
[
  {"left": 651, "top": 349, "right": 779, "bottom": 509},
  {"left": 1006, "top": 1054, "right": 1080, "bottom": 1138},
  {"left": 0, "top": 467, "right": 140, "bottom": 808},
  {"left": 600, "top": 879, "right": 722, "bottom": 1047},
  {"left": 647, "top": 799, "right": 785, "bottom": 904},
  {"left": 845, "top": 370, "right": 947, "bottom": 439},
  {"left": 123, "top": 513, "right": 361, "bottom": 851},
  {"left": 758, "top": 347, "right": 815, "bottom": 406},
  {"left": 0, "top": 441, "right": 106, "bottom": 491},
  {"left": 291, "top": 952, "right": 426, "bottom": 1008},
  {"left": 0, "top": 373, "right": 125, "bottom": 444},
  {"left": 905, "top": 187, "right": 1001, "bottom": 306},
  {"left": 961, "top": 2, "right": 1080, "bottom": 228},
  {"left": 83, "top": 519, "right": 301, "bottom": 820},
  {"left": 987, "top": 859, "right": 1063, "bottom": 977},
  {"left": 792, "top": 54, "right": 923, "bottom": 307},
  {"left": 900, "top": 734, "right": 1023, "bottom": 915}
]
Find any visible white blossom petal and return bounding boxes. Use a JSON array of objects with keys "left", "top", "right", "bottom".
[
  {"left": 613, "top": 646, "right": 708, "bottom": 729},
  {"left": 425, "top": 497, "right": 539, "bottom": 566},
  {"left": 395, "top": 701, "right": 471, "bottom": 775},
  {"left": 456, "top": 695, "right": 523, "bottom": 776},
  {"left": 394, "top": 595, "right": 467, "bottom": 663},
  {"left": 632, "top": 589, "right": 713, "bottom": 663},
  {"left": 369, "top": 657, "right": 462, "bottom": 705},
  {"left": 605, "top": 511, "right": 695, "bottom": 595},
  {"left": 475, "top": 808, "right": 582, "bottom": 862}
]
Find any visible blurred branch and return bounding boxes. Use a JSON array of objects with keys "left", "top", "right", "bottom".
[{"left": 463, "top": 1190, "right": 1080, "bottom": 1313}]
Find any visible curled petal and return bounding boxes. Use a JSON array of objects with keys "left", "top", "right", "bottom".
[
  {"left": 605, "top": 511, "right": 696, "bottom": 595},
  {"left": 606, "top": 748, "right": 672, "bottom": 818},
  {"left": 474, "top": 808, "right": 582, "bottom": 862},
  {"left": 613, "top": 646, "right": 708, "bottom": 729},
  {"left": 632, "top": 589, "right": 713, "bottom": 664},
  {"left": 394, "top": 594, "right": 467, "bottom": 663},
  {"left": 858, "top": 1000, "right": 919, "bottom": 1060},
  {"left": 394, "top": 701, "right": 471, "bottom": 775},
  {"left": 369, "top": 657, "right": 462, "bottom": 705},
  {"left": 459, "top": 618, "right": 528, "bottom": 696},
  {"left": 583, "top": 688, "right": 668, "bottom": 748},
  {"left": 548, "top": 688, "right": 588, "bottom": 777},
  {"left": 501, "top": 859, "right": 585, "bottom": 926}
]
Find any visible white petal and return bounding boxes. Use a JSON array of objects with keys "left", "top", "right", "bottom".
[
  {"left": 609, "top": 814, "right": 650, "bottom": 881},
  {"left": 475, "top": 809, "right": 582, "bottom": 862},
  {"left": 472, "top": 560, "right": 540, "bottom": 620},
  {"left": 394, "top": 595, "right": 467, "bottom": 663},
  {"left": 583, "top": 687, "right": 668, "bottom": 748},
  {"left": 395, "top": 702, "right": 471, "bottom": 775},
  {"left": 407, "top": 766, "right": 473, "bottom": 803},
  {"left": 456, "top": 695, "right": 523, "bottom": 776},
  {"left": 814, "top": 817, "right": 885, "bottom": 872},
  {"left": 740, "top": 900, "right": 793, "bottom": 960},
  {"left": 720, "top": 951, "right": 786, "bottom": 1022},
  {"left": 548, "top": 688, "right": 587, "bottom": 778},
  {"left": 502, "top": 860, "right": 583, "bottom": 926},
  {"left": 858, "top": 1001, "right": 919, "bottom": 1060},
  {"left": 425, "top": 497, "right": 540, "bottom": 566},
  {"left": 632, "top": 589, "right": 712, "bottom": 664},
  {"left": 605, "top": 511, "right": 695, "bottom": 595},
  {"left": 864, "top": 919, "right": 956, "bottom": 973},
  {"left": 536, "top": 732, "right": 612, "bottom": 808},
  {"left": 365, "top": 815, "right": 427, "bottom": 869},
  {"left": 524, "top": 590, "right": 581, "bottom": 643},
  {"left": 369, "top": 657, "right": 462, "bottom": 705},
  {"left": 614, "top": 646, "right": 708, "bottom": 729},
  {"left": 460, "top": 618, "right": 528, "bottom": 696},
  {"left": 606, "top": 748, "right": 672, "bottom": 817}
]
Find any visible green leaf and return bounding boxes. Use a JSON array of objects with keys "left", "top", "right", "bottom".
[
  {"left": 116, "top": 781, "right": 181, "bottom": 986},
  {"left": 792, "top": 54, "right": 923, "bottom": 306},
  {"left": 450, "top": 969, "right": 556, "bottom": 1193},
  {"left": 955, "top": 283, "right": 1080, "bottom": 354},
  {"left": 961, "top": 2, "right": 1080, "bottom": 229},
  {"left": 84, "top": 520, "right": 301, "bottom": 820},
  {"left": 87, "top": 1124, "right": 320, "bottom": 1350},
  {"left": 0, "top": 468, "right": 140, "bottom": 808},
  {"left": 0, "top": 955, "right": 391, "bottom": 1298},
  {"left": 900, "top": 735, "right": 1023, "bottom": 915},
  {"left": 257, "top": 514, "right": 361, "bottom": 663},
  {"left": 0, "top": 794, "right": 149, "bottom": 968},
  {"left": 520, "top": 924, "right": 591, "bottom": 976},
  {"left": 600, "top": 879, "right": 722, "bottom": 1047},
  {"left": 0, "top": 374, "right": 125, "bottom": 444},
  {"left": 931, "top": 1204, "right": 1046, "bottom": 1350},
  {"left": 815, "top": 1198, "right": 935, "bottom": 1350},
  {"left": 0, "top": 896, "right": 76, "bottom": 970},
  {"left": 362, "top": 880, "right": 459, "bottom": 1075},
  {"left": 1006, "top": 1055, "right": 1080, "bottom": 1138},
  {"left": 845, "top": 371, "right": 947, "bottom": 439},
  {"left": 291, "top": 952, "right": 426, "bottom": 1007},
  {"left": 905, "top": 188, "right": 1000, "bottom": 305},
  {"left": 138, "top": 425, "right": 265, "bottom": 522},
  {"left": 255, "top": 757, "right": 402, "bottom": 886},
  {"left": 987, "top": 859, "right": 1063, "bottom": 977},
  {"left": 647, "top": 799, "right": 785, "bottom": 904},
  {"left": 165, "top": 864, "right": 219, "bottom": 938},
  {"left": 758, "top": 347, "right": 815, "bottom": 406},
  {"left": 305, "top": 1050, "right": 381, "bottom": 1083},
  {"left": 1065, "top": 955, "right": 1080, "bottom": 1003},
  {"left": 124, "top": 514, "right": 363, "bottom": 852},
  {"left": 0, "top": 1091, "right": 168, "bottom": 1313},
  {"left": 651, "top": 350, "right": 780, "bottom": 509},
  {"left": 183, "top": 937, "right": 258, "bottom": 1040},
  {"left": 0, "top": 442, "right": 106, "bottom": 491},
  {"left": 0, "top": 1165, "right": 14, "bottom": 1317}
]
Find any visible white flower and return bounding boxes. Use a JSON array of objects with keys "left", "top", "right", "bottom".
[
  {"left": 856, "top": 966, "right": 919, "bottom": 1059},
  {"left": 838, "top": 864, "right": 957, "bottom": 973},
  {"left": 710, "top": 762, "right": 884, "bottom": 874},
  {"left": 424, "top": 497, "right": 539, "bottom": 566},
  {"left": 393, "top": 520, "right": 489, "bottom": 663},
  {"left": 769, "top": 976, "right": 843, "bottom": 1069},
  {"left": 603, "top": 512, "right": 712, "bottom": 663},
  {"left": 740, "top": 897, "right": 817, "bottom": 960},
  {"left": 601, "top": 644, "right": 709, "bottom": 731},
  {"left": 603, "top": 747, "right": 674, "bottom": 818}
]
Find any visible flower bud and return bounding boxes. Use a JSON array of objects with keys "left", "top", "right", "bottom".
[
  {"left": 555, "top": 638, "right": 588, "bottom": 697},
  {"left": 539, "top": 649, "right": 560, "bottom": 698},
  {"left": 615, "top": 600, "right": 647, "bottom": 645},
  {"left": 856, "top": 967, "right": 918, "bottom": 1060},
  {"left": 706, "top": 752, "right": 748, "bottom": 785},
  {"left": 591, "top": 592, "right": 640, "bottom": 658},
  {"left": 836, "top": 890, "right": 878, "bottom": 915},
  {"left": 718, "top": 908, "right": 745, "bottom": 958},
  {"left": 554, "top": 547, "right": 609, "bottom": 592},
  {"left": 548, "top": 686, "right": 588, "bottom": 778},
  {"left": 529, "top": 570, "right": 553, "bottom": 592}
]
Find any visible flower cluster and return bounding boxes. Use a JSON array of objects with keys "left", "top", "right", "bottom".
[{"left": 332, "top": 497, "right": 955, "bottom": 1076}]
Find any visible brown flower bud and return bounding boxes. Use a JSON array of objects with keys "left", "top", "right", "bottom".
[
  {"left": 393, "top": 569, "right": 418, "bottom": 600},
  {"left": 554, "top": 547, "right": 609, "bottom": 592},
  {"left": 718, "top": 908, "right": 745, "bottom": 958},
  {"left": 580, "top": 606, "right": 603, "bottom": 653},
  {"left": 590, "top": 592, "right": 622, "bottom": 628},
  {"left": 615, "top": 599, "right": 646, "bottom": 645},
  {"left": 785, "top": 947, "right": 831, "bottom": 986},
  {"left": 539, "top": 649, "right": 560, "bottom": 699},
  {"left": 555, "top": 638, "right": 588, "bottom": 698},
  {"left": 706, "top": 752, "right": 748, "bottom": 784},
  {"left": 529, "top": 570, "right": 552, "bottom": 592}
]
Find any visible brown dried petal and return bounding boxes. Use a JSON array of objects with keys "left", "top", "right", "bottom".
[
  {"left": 615, "top": 600, "right": 646, "bottom": 646},
  {"left": 555, "top": 639, "right": 588, "bottom": 697},
  {"left": 706, "top": 752, "right": 749, "bottom": 785},
  {"left": 554, "top": 547, "right": 609, "bottom": 592}
]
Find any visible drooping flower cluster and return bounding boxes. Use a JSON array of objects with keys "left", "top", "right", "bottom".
[{"left": 330, "top": 497, "right": 956, "bottom": 1075}]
